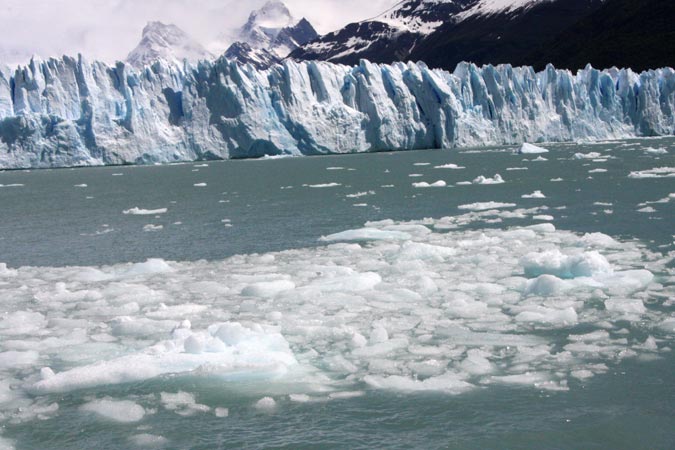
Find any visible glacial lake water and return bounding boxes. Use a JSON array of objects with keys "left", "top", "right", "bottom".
[{"left": 0, "top": 138, "right": 674, "bottom": 449}]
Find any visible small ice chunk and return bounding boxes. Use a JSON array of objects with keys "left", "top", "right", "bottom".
[
  {"left": 369, "top": 327, "right": 389, "bottom": 344},
  {"left": 0, "top": 350, "right": 39, "bottom": 369},
  {"left": 123, "top": 207, "right": 168, "bottom": 215},
  {"left": 129, "top": 434, "right": 169, "bottom": 448},
  {"left": 574, "top": 152, "right": 603, "bottom": 160},
  {"left": 458, "top": 202, "right": 516, "bottom": 211},
  {"left": 308, "top": 183, "right": 341, "bottom": 188},
  {"left": 604, "top": 298, "right": 646, "bottom": 315},
  {"left": 80, "top": 398, "right": 145, "bottom": 423},
  {"left": 241, "top": 280, "right": 295, "bottom": 297},
  {"left": 522, "top": 191, "right": 546, "bottom": 199},
  {"left": 519, "top": 143, "right": 549, "bottom": 154},
  {"left": 289, "top": 394, "right": 311, "bottom": 403},
  {"left": 364, "top": 373, "right": 473, "bottom": 393},
  {"left": 254, "top": 397, "right": 277, "bottom": 412},
  {"left": 434, "top": 163, "right": 465, "bottom": 169},
  {"left": 521, "top": 250, "right": 612, "bottom": 279},
  {"left": 473, "top": 174, "right": 504, "bottom": 185},
  {"left": 412, "top": 180, "right": 446, "bottom": 188},
  {"left": 214, "top": 407, "right": 229, "bottom": 418},
  {"left": 320, "top": 228, "right": 410, "bottom": 242},
  {"left": 161, "top": 392, "right": 210, "bottom": 416}
]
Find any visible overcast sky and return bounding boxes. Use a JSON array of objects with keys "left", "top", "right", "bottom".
[{"left": 0, "top": 0, "right": 397, "bottom": 65}]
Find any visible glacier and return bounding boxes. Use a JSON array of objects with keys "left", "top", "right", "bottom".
[{"left": 0, "top": 56, "right": 674, "bottom": 169}]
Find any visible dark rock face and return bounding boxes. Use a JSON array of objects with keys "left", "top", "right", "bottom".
[{"left": 292, "top": 0, "right": 675, "bottom": 72}]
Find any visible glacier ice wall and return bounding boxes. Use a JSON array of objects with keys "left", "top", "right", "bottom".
[{"left": 0, "top": 56, "right": 674, "bottom": 168}]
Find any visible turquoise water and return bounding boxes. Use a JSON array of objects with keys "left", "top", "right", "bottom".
[{"left": 0, "top": 138, "right": 674, "bottom": 449}]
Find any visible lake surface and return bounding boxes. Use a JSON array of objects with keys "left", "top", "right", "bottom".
[{"left": 0, "top": 138, "right": 674, "bottom": 449}]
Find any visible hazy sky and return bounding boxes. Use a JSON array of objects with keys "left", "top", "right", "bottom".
[{"left": 0, "top": 0, "right": 397, "bottom": 65}]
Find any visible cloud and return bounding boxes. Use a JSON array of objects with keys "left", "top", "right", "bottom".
[{"left": 0, "top": 0, "right": 396, "bottom": 65}]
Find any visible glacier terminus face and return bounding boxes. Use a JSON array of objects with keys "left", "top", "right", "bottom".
[{"left": 0, "top": 56, "right": 673, "bottom": 169}]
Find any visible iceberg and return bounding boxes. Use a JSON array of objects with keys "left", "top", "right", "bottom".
[{"left": 0, "top": 57, "right": 674, "bottom": 169}]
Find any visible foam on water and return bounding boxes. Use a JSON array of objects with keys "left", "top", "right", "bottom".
[{"left": 0, "top": 214, "right": 672, "bottom": 434}]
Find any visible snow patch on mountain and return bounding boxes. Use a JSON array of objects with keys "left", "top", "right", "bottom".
[{"left": 458, "top": 0, "right": 553, "bottom": 19}]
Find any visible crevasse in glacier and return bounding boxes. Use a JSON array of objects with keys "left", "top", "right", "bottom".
[{"left": 0, "top": 56, "right": 673, "bottom": 168}]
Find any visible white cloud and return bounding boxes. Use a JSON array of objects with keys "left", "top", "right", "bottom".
[{"left": 0, "top": 0, "right": 396, "bottom": 65}]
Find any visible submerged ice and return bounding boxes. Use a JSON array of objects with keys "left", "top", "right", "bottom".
[
  {"left": 1, "top": 57, "right": 675, "bottom": 168},
  {"left": 0, "top": 211, "right": 673, "bottom": 436}
]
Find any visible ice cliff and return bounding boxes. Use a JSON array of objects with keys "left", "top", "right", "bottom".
[{"left": 0, "top": 56, "right": 673, "bottom": 168}]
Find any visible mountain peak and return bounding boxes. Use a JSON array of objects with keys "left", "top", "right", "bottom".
[
  {"left": 127, "top": 21, "right": 214, "bottom": 68},
  {"left": 221, "top": 1, "right": 317, "bottom": 68}
]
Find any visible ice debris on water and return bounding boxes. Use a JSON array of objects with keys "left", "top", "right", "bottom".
[{"left": 0, "top": 213, "right": 671, "bottom": 427}]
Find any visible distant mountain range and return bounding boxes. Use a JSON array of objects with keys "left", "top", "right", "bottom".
[
  {"left": 126, "top": 1, "right": 317, "bottom": 69},
  {"left": 291, "top": 0, "right": 675, "bottom": 72},
  {"left": 7, "top": 0, "right": 675, "bottom": 72}
]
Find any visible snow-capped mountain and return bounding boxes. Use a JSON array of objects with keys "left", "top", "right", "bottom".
[
  {"left": 291, "top": 0, "right": 476, "bottom": 66},
  {"left": 237, "top": 0, "right": 296, "bottom": 53},
  {"left": 1, "top": 55, "right": 673, "bottom": 169},
  {"left": 292, "top": 0, "right": 675, "bottom": 71},
  {"left": 221, "top": 1, "right": 318, "bottom": 68},
  {"left": 127, "top": 22, "right": 214, "bottom": 68}
]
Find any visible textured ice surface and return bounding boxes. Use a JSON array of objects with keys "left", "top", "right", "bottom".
[
  {"left": 1, "top": 58, "right": 674, "bottom": 169},
  {"left": 0, "top": 213, "right": 672, "bottom": 432}
]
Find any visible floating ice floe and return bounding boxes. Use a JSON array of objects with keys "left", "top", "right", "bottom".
[
  {"left": 643, "top": 147, "right": 668, "bottom": 154},
  {"left": 80, "top": 398, "right": 146, "bottom": 423},
  {"left": 123, "top": 207, "right": 168, "bottom": 216},
  {"left": 346, "top": 191, "right": 375, "bottom": 198},
  {"left": 413, "top": 181, "right": 447, "bottom": 188},
  {"left": 522, "top": 191, "right": 546, "bottom": 199},
  {"left": 307, "top": 183, "right": 341, "bottom": 188},
  {"left": 574, "top": 152, "right": 604, "bottom": 160},
  {"left": 458, "top": 202, "right": 517, "bottom": 211},
  {"left": 628, "top": 167, "right": 675, "bottom": 179},
  {"left": 434, "top": 163, "right": 465, "bottom": 169},
  {"left": 473, "top": 174, "right": 504, "bottom": 185},
  {"left": 518, "top": 143, "right": 549, "bottom": 154}
]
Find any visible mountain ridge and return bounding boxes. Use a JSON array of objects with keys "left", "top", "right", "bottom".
[{"left": 291, "top": 0, "right": 674, "bottom": 72}]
